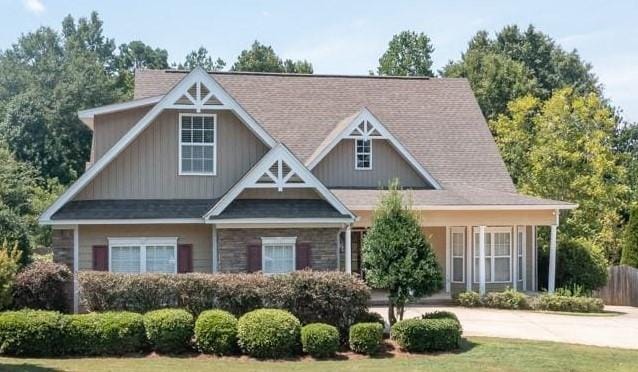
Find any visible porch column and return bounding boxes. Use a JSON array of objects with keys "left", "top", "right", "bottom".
[
  {"left": 466, "top": 225, "right": 472, "bottom": 292},
  {"left": 211, "top": 224, "right": 218, "bottom": 273},
  {"left": 479, "top": 225, "right": 486, "bottom": 295},
  {"left": 345, "top": 225, "right": 352, "bottom": 274},
  {"left": 73, "top": 225, "right": 79, "bottom": 313},
  {"left": 445, "top": 227, "right": 451, "bottom": 293},
  {"left": 548, "top": 224, "right": 557, "bottom": 293},
  {"left": 512, "top": 225, "right": 518, "bottom": 291}
]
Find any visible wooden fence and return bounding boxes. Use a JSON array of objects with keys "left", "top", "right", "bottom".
[{"left": 596, "top": 265, "right": 638, "bottom": 307}]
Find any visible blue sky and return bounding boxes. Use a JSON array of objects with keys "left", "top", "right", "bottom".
[{"left": 2, "top": 0, "right": 637, "bottom": 122}]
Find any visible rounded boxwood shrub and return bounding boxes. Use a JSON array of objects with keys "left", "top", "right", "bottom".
[
  {"left": 64, "top": 312, "right": 146, "bottom": 355},
  {"left": 194, "top": 309, "right": 238, "bottom": 355},
  {"left": 301, "top": 323, "right": 340, "bottom": 358},
  {"left": 0, "top": 310, "right": 65, "bottom": 356},
  {"left": 421, "top": 310, "right": 459, "bottom": 323},
  {"left": 237, "top": 309, "right": 301, "bottom": 358},
  {"left": 348, "top": 322, "right": 383, "bottom": 355},
  {"left": 144, "top": 309, "right": 194, "bottom": 353},
  {"left": 391, "top": 318, "right": 462, "bottom": 352}
]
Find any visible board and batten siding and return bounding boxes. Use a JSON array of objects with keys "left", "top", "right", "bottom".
[
  {"left": 92, "top": 107, "right": 152, "bottom": 162},
  {"left": 78, "top": 224, "right": 212, "bottom": 272},
  {"left": 312, "top": 139, "right": 429, "bottom": 189},
  {"left": 76, "top": 110, "right": 269, "bottom": 200}
]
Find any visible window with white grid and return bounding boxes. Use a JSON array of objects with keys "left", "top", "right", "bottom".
[
  {"left": 262, "top": 237, "right": 296, "bottom": 274},
  {"left": 179, "top": 114, "right": 216, "bottom": 175},
  {"left": 109, "top": 238, "right": 177, "bottom": 274},
  {"left": 450, "top": 228, "right": 465, "bottom": 283},
  {"left": 473, "top": 228, "right": 511, "bottom": 283},
  {"left": 355, "top": 139, "right": 372, "bottom": 169}
]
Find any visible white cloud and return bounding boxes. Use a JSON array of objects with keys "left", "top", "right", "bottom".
[{"left": 23, "top": 0, "right": 45, "bottom": 14}]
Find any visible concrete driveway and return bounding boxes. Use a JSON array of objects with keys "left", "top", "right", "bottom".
[{"left": 370, "top": 305, "right": 638, "bottom": 349}]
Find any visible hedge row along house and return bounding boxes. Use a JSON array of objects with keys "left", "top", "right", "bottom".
[{"left": 39, "top": 67, "right": 576, "bottom": 312}]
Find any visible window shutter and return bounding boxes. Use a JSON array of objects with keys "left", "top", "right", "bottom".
[
  {"left": 92, "top": 245, "right": 108, "bottom": 271},
  {"left": 177, "top": 244, "right": 193, "bottom": 273},
  {"left": 296, "top": 242, "right": 312, "bottom": 270},
  {"left": 247, "top": 241, "right": 262, "bottom": 272}
]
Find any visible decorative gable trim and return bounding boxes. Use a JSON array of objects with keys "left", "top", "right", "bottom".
[
  {"left": 40, "top": 67, "right": 277, "bottom": 223},
  {"left": 305, "top": 108, "right": 441, "bottom": 189},
  {"left": 204, "top": 144, "right": 354, "bottom": 220}
]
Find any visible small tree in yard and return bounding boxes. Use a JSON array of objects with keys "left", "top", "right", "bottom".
[
  {"left": 362, "top": 181, "right": 443, "bottom": 325},
  {"left": 621, "top": 205, "right": 638, "bottom": 268}
]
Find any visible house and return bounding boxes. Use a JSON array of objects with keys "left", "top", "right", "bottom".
[{"left": 39, "top": 67, "right": 576, "bottom": 312}]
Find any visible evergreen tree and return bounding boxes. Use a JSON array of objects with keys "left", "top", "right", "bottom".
[{"left": 621, "top": 205, "right": 638, "bottom": 268}]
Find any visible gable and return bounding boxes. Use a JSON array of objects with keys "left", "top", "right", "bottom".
[
  {"left": 92, "top": 106, "right": 152, "bottom": 162},
  {"left": 312, "top": 139, "right": 430, "bottom": 189}
]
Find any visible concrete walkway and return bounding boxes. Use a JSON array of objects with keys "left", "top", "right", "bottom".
[{"left": 370, "top": 305, "right": 638, "bottom": 349}]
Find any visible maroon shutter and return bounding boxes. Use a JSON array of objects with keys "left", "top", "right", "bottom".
[
  {"left": 247, "top": 241, "right": 262, "bottom": 272},
  {"left": 92, "top": 245, "right": 108, "bottom": 271},
  {"left": 177, "top": 244, "right": 193, "bottom": 273},
  {"left": 296, "top": 242, "right": 312, "bottom": 270}
]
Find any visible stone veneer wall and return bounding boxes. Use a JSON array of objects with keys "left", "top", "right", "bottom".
[
  {"left": 217, "top": 228, "right": 340, "bottom": 272},
  {"left": 51, "top": 229, "right": 74, "bottom": 312}
]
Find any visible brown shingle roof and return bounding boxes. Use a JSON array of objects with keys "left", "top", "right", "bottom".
[{"left": 134, "top": 69, "right": 516, "bottom": 192}]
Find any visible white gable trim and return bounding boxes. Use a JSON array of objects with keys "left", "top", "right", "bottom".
[
  {"left": 204, "top": 144, "right": 354, "bottom": 219},
  {"left": 305, "top": 108, "right": 441, "bottom": 189},
  {"left": 78, "top": 95, "right": 163, "bottom": 128},
  {"left": 40, "top": 67, "right": 277, "bottom": 223}
]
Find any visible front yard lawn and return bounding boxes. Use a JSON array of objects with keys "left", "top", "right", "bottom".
[{"left": 1, "top": 337, "right": 637, "bottom": 372}]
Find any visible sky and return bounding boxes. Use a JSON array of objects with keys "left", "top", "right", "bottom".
[{"left": 1, "top": 0, "right": 637, "bottom": 122}]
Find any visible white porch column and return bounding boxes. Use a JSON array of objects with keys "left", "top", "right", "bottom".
[
  {"left": 548, "top": 224, "right": 557, "bottom": 293},
  {"left": 532, "top": 225, "right": 537, "bottom": 291},
  {"left": 466, "top": 225, "right": 472, "bottom": 292},
  {"left": 211, "top": 224, "right": 218, "bottom": 273},
  {"left": 512, "top": 225, "right": 518, "bottom": 291},
  {"left": 479, "top": 225, "right": 486, "bottom": 295},
  {"left": 73, "top": 225, "right": 79, "bottom": 313},
  {"left": 345, "top": 225, "right": 352, "bottom": 274},
  {"left": 445, "top": 227, "right": 451, "bottom": 293}
]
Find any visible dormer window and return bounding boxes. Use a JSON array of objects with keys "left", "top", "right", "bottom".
[
  {"left": 355, "top": 139, "right": 372, "bottom": 170},
  {"left": 179, "top": 113, "right": 216, "bottom": 176}
]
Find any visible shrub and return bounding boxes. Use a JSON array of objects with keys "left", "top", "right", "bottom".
[
  {"left": 301, "top": 323, "right": 340, "bottom": 358},
  {"left": 391, "top": 318, "right": 462, "bottom": 352},
  {"left": 556, "top": 238, "right": 608, "bottom": 292},
  {"left": 194, "top": 310, "right": 238, "bottom": 355},
  {"left": 144, "top": 309, "right": 194, "bottom": 353},
  {"left": 532, "top": 294, "right": 604, "bottom": 313},
  {"left": 348, "top": 322, "right": 383, "bottom": 355},
  {"left": 456, "top": 291, "right": 481, "bottom": 307},
  {"left": 0, "top": 310, "right": 65, "bottom": 356},
  {"left": 482, "top": 289, "right": 529, "bottom": 309},
  {"left": 237, "top": 309, "right": 301, "bottom": 358},
  {"left": 621, "top": 205, "right": 638, "bottom": 268},
  {"left": 354, "top": 311, "right": 386, "bottom": 327},
  {"left": 12, "top": 261, "right": 72, "bottom": 312},
  {"left": 421, "top": 310, "right": 459, "bottom": 323},
  {"left": 79, "top": 271, "right": 370, "bottom": 332},
  {"left": 64, "top": 312, "right": 145, "bottom": 355},
  {"left": 0, "top": 242, "right": 21, "bottom": 310}
]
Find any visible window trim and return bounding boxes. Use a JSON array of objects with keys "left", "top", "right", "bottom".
[
  {"left": 261, "top": 237, "right": 296, "bottom": 274},
  {"left": 450, "top": 227, "right": 465, "bottom": 283},
  {"left": 354, "top": 138, "right": 372, "bottom": 170},
  {"left": 178, "top": 113, "right": 217, "bottom": 176},
  {"left": 472, "top": 227, "right": 512, "bottom": 284},
  {"left": 517, "top": 226, "right": 526, "bottom": 282},
  {"left": 108, "top": 237, "right": 178, "bottom": 274}
]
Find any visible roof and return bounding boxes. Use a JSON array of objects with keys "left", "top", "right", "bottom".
[
  {"left": 133, "top": 69, "right": 516, "bottom": 192},
  {"left": 331, "top": 187, "right": 576, "bottom": 210},
  {"left": 213, "top": 199, "right": 350, "bottom": 219},
  {"left": 51, "top": 199, "right": 218, "bottom": 220}
]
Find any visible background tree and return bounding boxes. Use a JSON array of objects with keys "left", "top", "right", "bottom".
[
  {"left": 179, "top": 46, "right": 226, "bottom": 71},
  {"left": 231, "top": 40, "right": 313, "bottom": 73},
  {"left": 362, "top": 180, "right": 443, "bottom": 325},
  {"left": 614, "top": 123, "right": 638, "bottom": 203},
  {"left": 116, "top": 41, "right": 169, "bottom": 96},
  {"left": 0, "top": 241, "right": 21, "bottom": 310},
  {"left": 621, "top": 205, "right": 638, "bottom": 268},
  {"left": 377, "top": 31, "right": 434, "bottom": 76}
]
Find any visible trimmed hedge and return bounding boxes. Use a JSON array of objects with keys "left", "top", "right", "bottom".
[
  {"left": 12, "top": 261, "right": 72, "bottom": 312},
  {"left": 348, "top": 322, "right": 383, "bottom": 355},
  {"left": 237, "top": 309, "right": 301, "bottom": 358},
  {"left": 0, "top": 310, "right": 65, "bottom": 356},
  {"left": 421, "top": 310, "right": 459, "bottom": 323},
  {"left": 79, "top": 271, "right": 370, "bottom": 332},
  {"left": 301, "top": 323, "right": 340, "bottom": 358},
  {"left": 194, "top": 309, "right": 238, "bottom": 355},
  {"left": 391, "top": 318, "right": 462, "bottom": 352},
  {"left": 532, "top": 294, "right": 604, "bottom": 313},
  {"left": 64, "top": 312, "right": 145, "bottom": 355},
  {"left": 482, "top": 289, "right": 529, "bottom": 309},
  {"left": 144, "top": 309, "right": 194, "bottom": 353}
]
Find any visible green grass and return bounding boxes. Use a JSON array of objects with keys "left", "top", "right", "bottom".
[{"left": 0, "top": 337, "right": 636, "bottom": 372}]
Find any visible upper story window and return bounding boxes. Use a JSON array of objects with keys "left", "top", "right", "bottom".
[
  {"left": 179, "top": 113, "right": 216, "bottom": 176},
  {"left": 355, "top": 139, "right": 372, "bottom": 170}
]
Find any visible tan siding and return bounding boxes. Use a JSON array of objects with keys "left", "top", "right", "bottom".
[
  {"left": 78, "top": 224, "right": 212, "bottom": 272},
  {"left": 93, "top": 107, "right": 151, "bottom": 161},
  {"left": 76, "top": 110, "right": 269, "bottom": 200},
  {"left": 313, "top": 139, "right": 428, "bottom": 188}
]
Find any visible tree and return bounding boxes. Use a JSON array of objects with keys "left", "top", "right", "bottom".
[
  {"left": 116, "top": 41, "right": 169, "bottom": 96},
  {"left": 614, "top": 123, "right": 638, "bottom": 203},
  {"left": 231, "top": 41, "right": 313, "bottom": 73},
  {"left": 362, "top": 180, "right": 443, "bottom": 325},
  {"left": 555, "top": 238, "right": 608, "bottom": 292},
  {"left": 377, "top": 31, "right": 434, "bottom": 76},
  {"left": 179, "top": 46, "right": 226, "bottom": 71},
  {"left": 621, "top": 205, "right": 638, "bottom": 268},
  {"left": 0, "top": 241, "right": 21, "bottom": 310}
]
